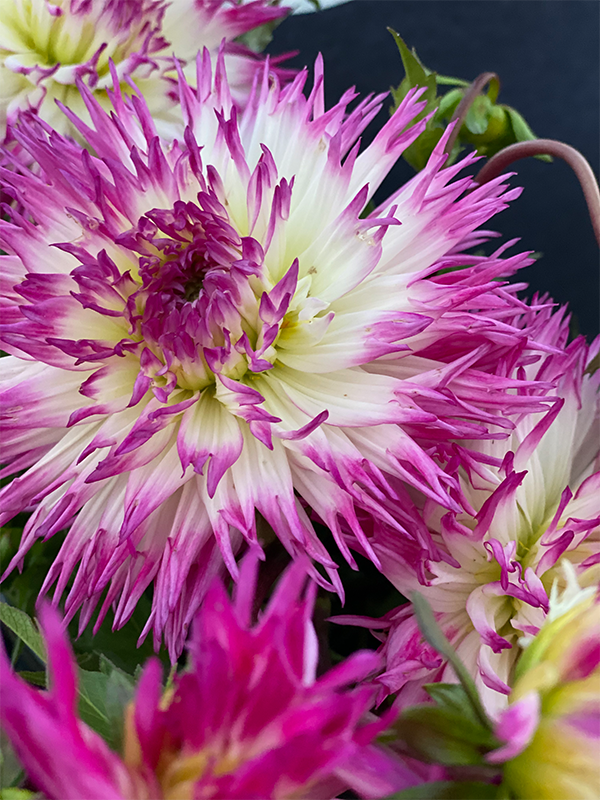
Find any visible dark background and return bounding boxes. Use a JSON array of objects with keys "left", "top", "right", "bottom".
[{"left": 268, "top": 0, "right": 600, "bottom": 339}]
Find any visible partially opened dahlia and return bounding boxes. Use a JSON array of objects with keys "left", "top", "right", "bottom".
[
  {"left": 0, "top": 555, "right": 422, "bottom": 800},
  {"left": 0, "top": 0, "right": 290, "bottom": 141},
  {"left": 1, "top": 53, "right": 549, "bottom": 654},
  {"left": 371, "top": 305, "right": 600, "bottom": 714}
]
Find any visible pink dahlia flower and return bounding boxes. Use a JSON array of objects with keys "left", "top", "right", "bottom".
[
  {"left": 0, "top": 0, "right": 290, "bottom": 142},
  {"left": 0, "top": 555, "right": 422, "bottom": 800},
  {"left": 1, "top": 54, "right": 549, "bottom": 655},
  {"left": 370, "top": 306, "right": 600, "bottom": 714}
]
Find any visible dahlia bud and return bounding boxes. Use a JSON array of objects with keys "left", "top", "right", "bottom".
[{"left": 493, "top": 564, "right": 600, "bottom": 799}]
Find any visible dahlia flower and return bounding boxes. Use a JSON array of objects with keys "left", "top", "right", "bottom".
[
  {"left": 491, "top": 564, "right": 600, "bottom": 799},
  {"left": 0, "top": 0, "right": 290, "bottom": 142},
  {"left": 0, "top": 554, "right": 423, "bottom": 800},
  {"left": 1, "top": 53, "right": 550, "bottom": 655},
  {"left": 371, "top": 305, "right": 600, "bottom": 713}
]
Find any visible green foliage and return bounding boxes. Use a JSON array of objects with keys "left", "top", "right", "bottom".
[
  {"left": 389, "top": 30, "right": 550, "bottom": 170},
  {"left": 237, "top": 2, "right": 291, "bottom": 53},
  {"left": 0, "top": 733, "right": 23, "bottom": 792},
  {"left": 0, "top": 603, "right": 46, "bottom": 664},
  {"left": 383, "top": 781, "right": 500, "bottom": 799},
  {"left": 77, "top": 659, "right": 136, "bottom": 750},
  {"left": 0, "top": 523, "right": 62, "bottom": 622},
  {"left": 0, "top": 604, "right": 137, "bottom": 751},
  {"left": 0, "top": 521, "right": 169, "bottom": 676},
  {"left": 69, "top": 588, "right": 169, "bottom": 676},
  {"left": 382, "top": 594, "right": 502, "bottom": 789},
  {"left": 411, "top": 593, "right": 492, "bottom": 730},
  {"left": 394, "top": 703, "right": 498, "bottom": 766}
]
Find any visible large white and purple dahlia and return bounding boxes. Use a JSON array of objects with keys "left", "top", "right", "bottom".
[
  {"left": 0, "top": 0, "right": 290, "bottom": 142},
  {"left": 0, "top": 55, "right": 549, "bottom": 655}
]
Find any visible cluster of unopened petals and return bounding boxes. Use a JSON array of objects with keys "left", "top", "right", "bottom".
[
  {"left": 0, "top": 0, "right": 291, "bottom": 142},
  {"left": 490, "top": 564, "right": 600, "bottom": 799},
  {"left": 0, "top": 554, "right": 424, "bottom": 800},
  {"left": 361, "top": 304, "right": 600, "bottom": 714},
  {"left": 0, "top": 52, "right": 556, "bottom": 656}
]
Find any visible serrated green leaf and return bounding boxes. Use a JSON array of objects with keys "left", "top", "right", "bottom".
[
  {"left": 383, "top": 780, "right": 499, "bottom": 799},
  {"left": 0, "top": 604, "right": 46, "bottom": 664},
  {"left": 411, "top": 593, "right": 492, "bottom": 730}
]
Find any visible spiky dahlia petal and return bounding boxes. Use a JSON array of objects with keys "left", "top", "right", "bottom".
[{"left": 1, "top": 55, "right": 551, "bottom": 652}]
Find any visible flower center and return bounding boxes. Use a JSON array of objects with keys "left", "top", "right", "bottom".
[{"left": 67, "top": 192, "right": 290, "bottom": 402}]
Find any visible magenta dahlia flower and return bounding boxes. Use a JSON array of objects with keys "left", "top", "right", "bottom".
[
  {"left": 0, "top": 54, "right": 550, "bottom": 654},
  {"left": 370, "top": 306, "right": 600, "bottom": 713},
  {"left": 0, "top": 0, "right": 290, "bottom": 142},
  {"left": 0, "top": 555, "right": 422, "bottom": 800}
]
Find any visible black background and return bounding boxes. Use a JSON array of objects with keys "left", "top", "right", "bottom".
[{"left": 268, "top": 0, "right": 600, "bottom": 339}]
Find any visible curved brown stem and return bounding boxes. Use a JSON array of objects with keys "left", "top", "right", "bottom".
[
  {"left": 474, "top": 139, "right": 600, "bottom": 247},
  {"left": 444, "top": 71, "right": 500, "bottom": 156}
]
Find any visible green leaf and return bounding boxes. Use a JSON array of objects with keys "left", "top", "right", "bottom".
[
  {"left": 0, "top": 790, "right": 40, "bottom": 800},
  {"left": 69, "top": 587, "right": 168, "bottom": 676},
  {"left": 16, "top": 671, "right": 46, "bottom": 687},
  {"left": 0, "top": 602, "right": 138, "bottom": 750},
  {"left": 0, "top": 733, "right": 23, "bottom": 790},
  {"left": 505, "top": 107, "right": 552, "bottom": 161},
  {"left": 424, "top": 682, "right": 481, "bottom": 721},
  {"left": 77, "top": 658, "right": 136, "bottom": 750},
  {"left": 383, "top": 780, "right": 499, "bottom": 799},
  {"left": 389, "top": 29, "right": 438, "bottom": 114},
  {"left": 465, "top": 95, "right": 494, "bottom": 136},
  {"left": 394, "top": 705, "right": 498, "bottom": 765},
  {"left": 402, "top": 128, "right": 446, "bottom": 172},
  {"left": 0, "top": 604, "right": 46, "bottom": 664},
  {"left": 411, "top": 593, "right": 492, "bottom": 730},
  {"left": 435, "top": 75, "right": 471, "bottom": 88}
]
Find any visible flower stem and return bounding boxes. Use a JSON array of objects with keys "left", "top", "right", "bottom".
[{"left": 474, "top": 139, "right": 600, "bottom": 247}]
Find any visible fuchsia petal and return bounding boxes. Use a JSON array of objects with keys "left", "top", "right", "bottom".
[{"left": 487, "top": 692, "right": 541, "bottom": 763}]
